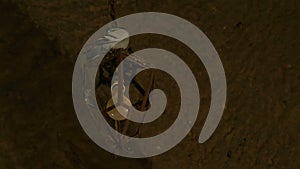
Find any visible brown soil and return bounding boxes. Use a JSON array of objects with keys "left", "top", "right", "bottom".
[{"left": 0, "top": 0, "right": 299, "bottom": 169}]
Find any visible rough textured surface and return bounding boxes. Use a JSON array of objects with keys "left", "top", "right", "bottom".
[{"left": 0, "top": 0, "right": 299, "bottom": 169}]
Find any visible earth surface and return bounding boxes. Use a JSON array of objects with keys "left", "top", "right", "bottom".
[{"left": 0, "top": 0, "right": 299, "bottom": 169}]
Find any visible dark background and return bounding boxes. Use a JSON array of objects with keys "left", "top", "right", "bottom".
[{"left": 0, "top": 0, "right": 299, "bottom": 168}]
